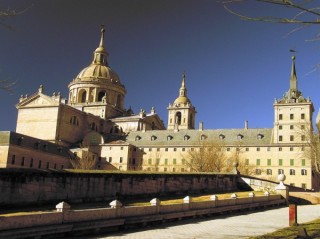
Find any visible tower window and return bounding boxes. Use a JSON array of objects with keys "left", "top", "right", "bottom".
[
  {"left": 175, "top": 112, "right": 182, "bottom": 125},
  {"left": 279, "top": 114, "right": 283, "bottom": 120},
  {"left": 290, "top": 114, "right": 294, "bottom": 120},
  {"left": 290, "top": 135, "right": 294, "bottom": 141},
  {"left": 301, "top": 113, "right": 305, "bottom": 119},
  {"left": 279, "top": 135, "right": 283, "bottom": 142}
]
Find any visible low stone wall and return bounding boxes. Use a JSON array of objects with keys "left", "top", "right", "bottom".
[
  {"left": 0, "top": 193, "right": 286, "bottom": 238},
  {"left": 0, "top": 169, "right": 238, "bottom": 207}
]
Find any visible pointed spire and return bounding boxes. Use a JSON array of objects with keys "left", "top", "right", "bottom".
[
  {"left": 99, "top": 25, "right": 105, "bottom": 48},
  {"left": 92, "top": 25, "right": 108, "bottom": 66},
  {"left": 179, "top": 72, "right": 187, "bottom": 97},
  {"left": 290, "top": 55, "right": 297, "bottom": 91}
]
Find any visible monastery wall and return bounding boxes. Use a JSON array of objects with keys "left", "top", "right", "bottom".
[{"left": 0, "top": 169, "right": 238, "bottom": 207}]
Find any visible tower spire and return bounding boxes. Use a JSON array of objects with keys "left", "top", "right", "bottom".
[
  {"left": 92, "top": 25, "right": 108, "bottom": 66},
  {"left": 179, "top": 72, "right": 187, "bottom": 97},
  {"left": 290, "top": 55, "right": 297, "bottom": 91},
  {"left": 99, "top": 25, "right": 105, "bottom": 48}
]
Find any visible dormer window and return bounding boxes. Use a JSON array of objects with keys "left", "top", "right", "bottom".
[
  {"left": 200, "top": 134, "right": 207, "bottom": 140},
  {"left": 151, "top": 135, "right": 157, "bottom": 141},
  {"left": 257, "top": 134, "right": 264, "bottom": 140},
  {"left": 184, "top": 135, "right": 190, "bottom": 141},
  {"left": 135, "top": 135, "right": 141, "bottom": 141},
  {"left": 237, "top": 134, "right": 243, "bottom": 140},
  {"left": 167, "top": 135, "right": 173, "bottom": 141},
  {"left": 219, "top": 134, "right": 225, "bottom": 140}
]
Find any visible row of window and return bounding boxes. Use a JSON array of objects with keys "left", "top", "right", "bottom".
[
  {"left": 136, "top": 146, "right": 305, "bottom": 153},
  {"left": 279, "top": 113, "right": 305, "bottom": 120},
  {"left": 278, "top": 125, "right": 305, "bottom": 130},
  {"left": 10, "top": 155, "right": 64, "bottom": 169},
  {"left": 136, "top": 133, "right": 265, "bottom": 142},
  {"left": 255, "top": 168, "right": 307, "bottom": 176},
  {"left": 254, "top": 158, "right": 305, "bottom": 167},
  {"left": 278, "top": 135, "right": 305, "bottom": 142}
]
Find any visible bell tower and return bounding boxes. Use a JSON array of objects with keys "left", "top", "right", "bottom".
[
  {"left": 167, "top": 73, "right": 196, "bottom": 130},
  {"left": 273, "top": 56, "right": 314, "bottom": 144}
]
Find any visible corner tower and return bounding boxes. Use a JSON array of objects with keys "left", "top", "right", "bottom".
[
  {"left": 167, "top": 73, "right": 196, "bottom": 130},
  {"left": 68, "top": 26, "right": 126, "bottom": 119},
  {"left": 273, "top": 56, "right": 314, "bottom": 144}
]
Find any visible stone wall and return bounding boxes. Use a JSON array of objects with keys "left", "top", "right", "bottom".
[{"left": 0, "top": 169, "right": 238, "bottom": 207}]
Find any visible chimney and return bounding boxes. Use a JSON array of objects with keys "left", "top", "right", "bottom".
[
  {"left": 244, "top": 120, "right": 248, "bottom": 130},
  {"left": 199, "top": 121, "right": 203, "bottom": 131}
]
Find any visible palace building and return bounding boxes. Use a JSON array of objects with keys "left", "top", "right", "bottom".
[{"left": 0, "top": 27, "right": 319, "bottom": 190}]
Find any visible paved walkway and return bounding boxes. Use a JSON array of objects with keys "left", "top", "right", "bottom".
[{"left": 86, "top": 205, "right": 320, "bottom": 239}]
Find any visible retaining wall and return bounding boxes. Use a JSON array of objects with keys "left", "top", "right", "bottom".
[{"left": 0, "top": 169, "right": 238, "bottom": 207}]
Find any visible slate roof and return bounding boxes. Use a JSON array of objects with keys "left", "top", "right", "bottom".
[{"left": 121, "top": 128, "right": 273, "bottom": 147}]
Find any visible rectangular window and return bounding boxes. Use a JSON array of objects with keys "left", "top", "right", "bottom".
[
  {"left": 290, "top": 135, "right": 294, "bottom": 141},
  {"left": 267, "top": 169, "right": 272, "bottom": 175},
  {"left": 182, "top": 148, "right": 185, "bottom": 152},
  {"left": 11, "top": 155, "right": 16, "bottom": 164},
  {"left": 290, "top": 125, "right": 294, "bottom": 130},
  {"left": 302, "top": 183, "right": 306, "bottom": 189},
  {"left": 164, "top": 168, "right": 167, "bottom": 172},
  {"left": 120, "top": 157, "right": 123, "bottom": 163},
  {"left": 279, "top": 147, "right": 282, "bottom": 151},
  {"left": 301, "top": 125, "right": 305, "bottom": 130},
  {"left": 301, "top": 113, "right": 305, "bottom": 120},
  {"left": 279, "top": 159, "right": 283, "bottom": 166},
  {"left": 165, "top": 158, "right": 168, "bottom": 165},
  {"left": 278, "top": 169, "right": 284, "bottom": 174},
  {"left": 121, "top": 147, "right": 124, "bottom": 150},
  {"left": 290, "top": 169, "right": 295, "bottom": 175},
  {"left": 148, "top": 158, "right": 152, "bottom": 165},
  {"left": 21, "top": 157, "right": 25, "bottom": 166},
  {"left": 267, "top": 159, "right": 271, "bottom": 166},
  {"left": 46, "top": 162, "right": 49, "bottom": 169},
  {"left": 38, "top": 160, "right": 42, "bottom": 169},
  {"left": 173, "top": 158, "right": 176, "bottom": 165},
  {"left": 54, "top": 163, "right": 57, "bottom": 169},
  {"left": 290, "top": 147, "right": 294, "bottom": 151},
  {"left": 290, "top": 114, "right": 294, "bottom": 120},
  {"left": 256, "top": 147, "right": 260, "bottom": 152},
  {"left": 156, "top": 158, "right": 160, "bottom": 164},
  {"left": 30, "top": 158, "right": 33, "bottom": 167},
  {"left": 109, "top": 157, "right": 112, "bottom": 163},
  {"left": 157, "top": 148, "right": 160, "bottom": 151},
  {"left": 301, "top": 135, "right": 306, "bottom": 141},
  {"left": 255, "top": 169, "right": 261, "bottom": 175},
  {"left": 181, "top": 168, "right": 185, "bottom": 172},
  {"left": 279, "top": 136, "right": 283, "bottom": 142},
  {"left": 279, "top": 114, "right": 283, "bottom": 120},
  {"left": 290, "top": 159, "right": 294, "bottom": 166},
  {"left": 174, "top": 148, "right": 177, "bottom": 152},
  {"left": 256, "top": 159, "right": 260, "bottom": 166},
  {"left": 245, "top": 148, "right": 249, "bottom": 152},
  {"left": 301, "top": 169, "right": 307, "bottom": 175},
  {"left": 165, "top": 148, "right": 168, "bottom": 152},
  {"left": 149, "top": 148, "right": 152, "bottom": 152},
  {"left": 267, "top": 147, "right": 271, "bottom": 151},
  {"left": 173, "top": 168, "right": 176, "bottom": 172},
  {"left": 133, "top": 158, "right": 136, "bottom": 165},
  {"left": 279, "top": 125, "right": 282, "bottom": 130},
  {"left": 227, "top": 148, "right": 230, "bottom": 151},
  {"left": 301, "top": 159, "right": 305, "bottom": 166},
  {"left": 182, "top": 158, "right": 185, "bottom": 164}
]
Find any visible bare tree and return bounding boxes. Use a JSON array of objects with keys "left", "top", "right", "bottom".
[
  {"left": 0, "top": 5, "right": 30, "bottom": 92},
  {"left": 184, "top": 140, "right": 232, "bottom": 173},
  {"left": 70, "top": 149, "right": 97, "bottom": 170},
  {"left": 222, "top": 0, "right": 320, "bottom": 40}
]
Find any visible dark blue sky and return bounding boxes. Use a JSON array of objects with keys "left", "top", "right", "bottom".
[{"left": 1, "top": 0, "right": 320, "bottom": 131}]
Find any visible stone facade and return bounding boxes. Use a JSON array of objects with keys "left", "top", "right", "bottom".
[{"left": 1, "top": 27, "right": 319, "bottom": 190}]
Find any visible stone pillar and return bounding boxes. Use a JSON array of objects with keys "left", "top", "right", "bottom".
[
  {"left": 150, "top": 198, "right": 161, "bottom": 214},
  {"left": 275, "top": 174, "right": 289, "bottom": 203},
  {"left": 110, "top": 200, "right": 123, "bottom": 217}
]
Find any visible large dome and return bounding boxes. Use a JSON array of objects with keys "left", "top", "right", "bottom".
[{"left": 74, "top": 64, "right": 121, "bottom": 85}]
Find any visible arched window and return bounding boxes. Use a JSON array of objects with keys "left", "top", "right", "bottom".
[
  {"left": 116, "top": 95, "right": 121, "bottom": 108},
  {"left": 98, "top": 91, "right": 106, "bottom": 102},
  {"left": 175, "top": 112, "right": 182, "bottom": 125},
  {"left": 79, "top": 90, "right": 87, "bottom": 103}
]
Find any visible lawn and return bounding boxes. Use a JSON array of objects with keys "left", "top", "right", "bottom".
[{"left": 250, "top": 218, "right": 320, "bottom": 239}]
